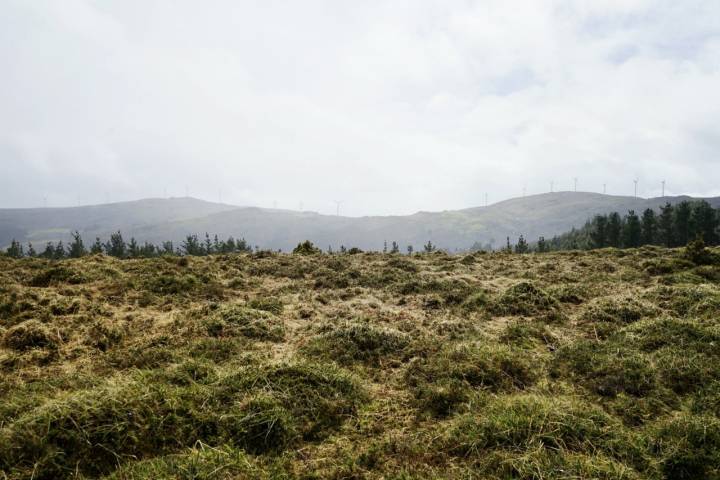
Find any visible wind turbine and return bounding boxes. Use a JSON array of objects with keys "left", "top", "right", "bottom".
[
  {"left": 633, "top": 179, "right": 639, "bottom": 198},
  {"left": 333, "top": 200, "right": 343, "bottom": 216}
]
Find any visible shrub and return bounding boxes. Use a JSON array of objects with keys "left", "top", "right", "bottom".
[
  {"left": 578, "top": 297, "right": 650, "bottom": 338},
  {"left": 1, "top": 320, "right": 55, "bottom": 351},
  {"left": 293, "top": 240, "right": 321, "bottom": 255}
]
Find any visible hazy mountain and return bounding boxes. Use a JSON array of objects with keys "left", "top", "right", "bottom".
[{"left": 2, "top": 193, "right": 719, "bottom": 251}]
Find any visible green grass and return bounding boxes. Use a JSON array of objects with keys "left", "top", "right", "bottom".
[{"left": 1, "top": 247, "right": 719, "bottom": 478}]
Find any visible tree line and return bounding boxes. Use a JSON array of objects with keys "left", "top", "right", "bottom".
[
  {"left": 544, "top": 200, "right": 719, "bottom": 251},
  {"left": 3, "top": 231, "right": 252, "bottom": 259}
]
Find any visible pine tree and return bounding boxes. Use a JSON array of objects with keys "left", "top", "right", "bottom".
[
  {"left": 182, "top": 235, "right": 202, "bottom": 256},
  {"left": 54, "top": 241, "right": 66, "bottom": 259},
  {"left": 204, "top": 233, "right": 213, "bottom": 255},
  {"left": 127, "top": 238, "right": 140, "bottom": 258},
  {"left": 658, "top": 203, "right": 675, "bottom": 247},
  {"left": 537, "top": 236, "right": 547, "bottom": 253},
  {"left": 674, "top": 201, "right": 692, "bottom": 246},
  {"left": 26, "top": 243, "right": 37, "bottom": 257},
  {"left": 640, "top": 209, "right": 657, "bottom": 245},
  {"left": 391, "top": 241, "right": 399, "bottom": 254},
  {"left": 6, "top": 239, "right": 24, "bottom": 258},
  {"left": 690, "top": 200, "right": 718, "bottom": 245},
  {"left": 162, "top": 241, "right": 175, "bottom": 256},
  {"left": 213, "top": 235, "right": 221, "bottom": 254},
  {"left": 107, "top": 231, "right": 127, "bottom": 258},
  {"left": 590, "top": 215, "right": 608, "bottom": 248},
  {"left": 41, "top": 242, "right": 55, "bottom": 259},
  {"left": 90, "top": 237, "right": 104, "bottom": 254},
  {"left": 607, "top": 212, "right": 622, "bottom": 248},
  {"left": 67, "top": 231, "right": 86, "bottom": 258},
  {"left": 407, "top": 245, "right": 413, "bottom": 255},
  {"left": 383, "top": 240, "right": 388, "bottom": 254},
  {"left": 515, "top": 235, "right": 529, "bottom": 253},
  {"left": 424, "top": 240, "right": 435, "bottom": 253},
  {"left": 623, "top": 210, "right": 641, "bottom": 248}
]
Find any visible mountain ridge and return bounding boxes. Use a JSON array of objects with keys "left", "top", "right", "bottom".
[{"left": 2, "top": 192, "right": 719, "bottom": 251}]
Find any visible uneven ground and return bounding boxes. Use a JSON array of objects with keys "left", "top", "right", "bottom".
[{"left": 1, "top": 247, "right": 719, "bottom": 479}]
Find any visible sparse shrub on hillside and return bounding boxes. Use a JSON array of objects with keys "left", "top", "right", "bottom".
[
  {"left": 684, "top": 236, "right": 717, "bottom": 265},
  {"left": 293, "top": 240, "right": 321, "bottom": 255},
  {"left": 1, "top": 320, "right": 55, "bottom": 351},
  {"left": 500, "top": 319, "right": 557, "bottom": 349}
]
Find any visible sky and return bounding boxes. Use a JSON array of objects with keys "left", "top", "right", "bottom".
[{"left": 1, "top": 0, "right": 719, "bottom": 216}]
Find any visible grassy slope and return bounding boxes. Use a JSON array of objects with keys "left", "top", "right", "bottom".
[{"left": 1, "top": 248, "right": 720, "bottom": 479}]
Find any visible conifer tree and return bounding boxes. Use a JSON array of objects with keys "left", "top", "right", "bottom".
[
  {"left": 41, "top": 242, "right": 55, "bottom": 259},
  {"left": 383, "top": 240, "right": 388, "bottom": 254},
  {"left": 26, "top": 243, "right": 37, "bottom": 257},
  {"left": 162, "top": 241, "right": 175, "bottom": 256},
  {"left": 67, "top": 231, "right": 86, "bottom": 258},
  {"left": 674, "top": 201, "right": 692, "bottom": 246},
  {"left": 407, "top": 245, "right": 413, "bottom": 255},
  {"left": 54, "top": 241, "right": 66, "bottom": 259},
  {"left": 424, "top": 240, "right": 435, "bottom": 253},
  {"left": 623, "top": 210, "right": 641, "bottom": 248},
  {"left": 690, "top": 200, "right": 718, "bottom": 244},
  {"left": 204, "top": 233, "right": 213, "bottom": 255},
  {"left": 90, "top": 237, "right": 104, "bottom": 254},
  {"left": 658, "top": 202, "right": 675, "bottom": 247},
  {"left": 182, "top": 235, "right": 202, "bottom": 256},
  {"left": 607, "top": 212, "right": 622, "bottom": 248},
  {"left": 391, "top": 241, "right": 399, "bottom": 254},
  {"left": 107, "top": 231, "right": 127, "bottom": 258},
  {"left": 6, "top": 239, "right": 24, "bottom": 258},
  {"left": 515, "top": 235, "right": 529, "bottom": 253},
  {"left": 537, "top": 236, "right": 547, "bottom": 253},
  {"left": 590, "top": 215, "right": 608, "bottom": 248},
  {"left": 641, "top": 209, "right": 657, "bottom": 245}
]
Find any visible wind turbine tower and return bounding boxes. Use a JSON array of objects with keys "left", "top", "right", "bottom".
[
  {"left": 574, "top": 177, "right": 578, "bottom": 192},
  {"left": 333, "top": 200, "right": 343, "bottom": 216},
  {"left": 661, "top": 180, "right": 665, "bottom": 197},
  {"left": 633, "top": 179, "right": 639, "bottom": 198}
]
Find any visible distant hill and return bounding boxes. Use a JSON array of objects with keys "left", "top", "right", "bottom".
[{"left": 2, "top": 193, "right": 719, "bottom": 251}]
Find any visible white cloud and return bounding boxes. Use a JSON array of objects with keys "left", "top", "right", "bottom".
[{"left": 1, "top": 0, "right": 719, "bottom": 213}]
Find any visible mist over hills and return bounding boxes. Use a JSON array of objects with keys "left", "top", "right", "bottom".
[{"left": 2, "top": 192, "right": 719, "bottom": 251}]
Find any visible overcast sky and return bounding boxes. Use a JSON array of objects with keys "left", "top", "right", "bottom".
[{"left": 1, "top": 1, "right": 719, "bottom": 215}]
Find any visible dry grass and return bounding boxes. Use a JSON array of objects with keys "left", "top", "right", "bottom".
[{"left": 1, "top": 247, "right": 719, "bottom": 478}]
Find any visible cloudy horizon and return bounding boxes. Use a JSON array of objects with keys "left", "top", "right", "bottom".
[{"left": 2, "top": 1, "right": 719, "bottom": 215}]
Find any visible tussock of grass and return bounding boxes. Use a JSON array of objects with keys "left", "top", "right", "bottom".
[
  {"left": 301, "top": 321, "right": 409, "bottom": 366},
  {"left": 203, "top": 304, "right": 285, "bottom": 341},
  {"left": 406, "top": 343, "right": 540, "bottom": 416},
  {"left": 1, "top": 320, "right": 55, "bottom": 351},
  {"left": 491, "top": 281, "right": 561, "bottom": 318}
]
